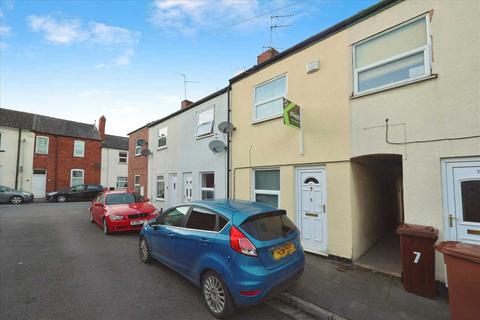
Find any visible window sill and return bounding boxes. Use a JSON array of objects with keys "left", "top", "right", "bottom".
[
  {"left": 118, "top": 162, "right": 128, "bottom": 165},
  {"left": 73, "top": 155, "right": 85, "bottom": 158},
  {"left": 196, "top": 133, "right": 214, "bottom": 140},
  {"left": 36, "top": 152, "right": 49, "bottom": 155},
  {"left": 252, "top": 114, "right": 283, "bottom": 125},
  {"left": 351, "top": 74, "right": 438, "bottom": 99},
  {"left": 0, "top": 149, "right": 5, "bottom": 152},
  {"left": 156, "top": 146, "right": 167, "bottom": 151},
  {"left": 155, "top": 198, "right": 165, "bottom": 202}
]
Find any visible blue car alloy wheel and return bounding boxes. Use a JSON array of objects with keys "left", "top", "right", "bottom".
[{"left": 139, "top": 200, "right": 305, "bottom": 319}]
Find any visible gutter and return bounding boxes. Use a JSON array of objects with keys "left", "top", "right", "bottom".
[
  {"left": 226, "top": 86, "right": 231, "bottom": 199},
  {"left": 15, "top": 128, "right": 21, "bottom": 189}
]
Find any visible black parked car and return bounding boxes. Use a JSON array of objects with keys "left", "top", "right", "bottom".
[{"left": 46, "top": 184, "right": 104, "bottom": 202}]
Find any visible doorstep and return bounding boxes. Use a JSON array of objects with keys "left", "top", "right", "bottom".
[{"left": 284, "top": 253, "right": 450, "bottom": 320}]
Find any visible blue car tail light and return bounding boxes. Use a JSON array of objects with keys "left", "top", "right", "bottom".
[{"left": 230, "top": 226, "right": 257, "bottom": 256}]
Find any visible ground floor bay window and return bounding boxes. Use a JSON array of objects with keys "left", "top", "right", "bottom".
[{"left": 253, "top": 169, "right": 280, "bottom": 207}]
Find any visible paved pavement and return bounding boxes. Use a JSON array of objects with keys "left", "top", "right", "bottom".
[
  {"left": 287, "top": 254, "right": 451, "bottom": 320},
  {"left": 0, "top": 202, "right": 293, "bottom": 320}
]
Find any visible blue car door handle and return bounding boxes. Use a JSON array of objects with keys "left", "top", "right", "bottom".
[{"left": 199, "top": 238, "right": 210, "bottom": 245}]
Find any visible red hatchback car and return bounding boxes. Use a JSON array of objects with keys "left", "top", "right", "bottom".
[{"left": 90, "top": 190, "right": 159, "bottom": 234}]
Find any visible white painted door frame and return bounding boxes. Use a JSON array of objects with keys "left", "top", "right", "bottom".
[
  {"left": 32, "top": 170, "right": 47, "bottom": 198},
  {"left": 295, "top": 166, "right": 328, "bottom": 255},
  {"left": 442, "top": 157, "right": 480, "bottom": 244},
  {"left": 168, "top": 174, "right": 178, "bottom": 207}
]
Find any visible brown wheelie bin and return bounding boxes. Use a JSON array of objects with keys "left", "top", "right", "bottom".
[
  {"left": 396, "top": 224, "right": 438, "bottom": 298},
  {"left": 436, "top": 241, "right": 480, "bottom": 320}
]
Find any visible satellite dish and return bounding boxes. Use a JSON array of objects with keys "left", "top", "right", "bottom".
[
  {"left": 218, "top": 121, "right": 235, "bottom": 134},
  {"left": 209, "top": 140, "right": 227, "bottom": 153},
  {"left": 137, "top": 139, "right": 146, "bottom": 146},
  {"left": 141, "top": 149, "right": 152, "bottom": 157}
]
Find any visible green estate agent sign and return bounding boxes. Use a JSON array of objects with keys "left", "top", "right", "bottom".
[{"left": 283, "top": 98, "right": 301, "bottom": 129}]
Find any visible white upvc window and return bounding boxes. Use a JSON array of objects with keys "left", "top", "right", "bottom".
[
  {"left": 253, "top": 169, "right": 280, "bottom": 208},
  {"left": 73, "top": 140, "right": 85, "bottom": 157},
  {"left": 70, "top": 169, "right": 84, "bottom": 187},
  {"left": 134, "top": 139, "right": 142, "bottom": 156},
  {"left": 157, "top": 127, "right": 168, "bottom": 149},
  {"left": 35, "top": 136, "right": 49, "bottom": 154},
  {"left": 353, "top": 15, "right": 431, "bottom": 95},
  {"left": 116, "top": 176, "right": 128, "bottom": 189},
  {"left": 0, "top": 132, "right": 4, "bottom": 150},
  {"left": 134, "top": 175, "right": 141, "bottom": 193},
  {"left": 196, "top": 107, "right": 214, "bottom": 137},
  {"left": 119, "top": 151, "right": 128, "bottom": 164},
  {"left": 254, "top": 74, "right": 287, "bottom": 122},
  {"left": 201, "top": 172, "right": 215, "bottom": 200},
  {"left": 156, "top": 175, "right": 165, "bottom": 200}
]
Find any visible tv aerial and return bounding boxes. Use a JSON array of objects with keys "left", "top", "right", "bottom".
[
  {"left": 176, "top": 72, "right": 199, "bottom": 101},
  {"left": 266, "top": 14, "right": 293, "bottom": 51}
]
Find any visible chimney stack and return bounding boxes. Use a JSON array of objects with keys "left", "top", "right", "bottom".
[
  {"left": 181, "top": 100, "right": 193, "bottom": 110},
  {"left": 98, "top": 115, "right": 106, "bottom": 139},
  {"left": 257, "top": 48, "right": 279, "bottom": 64}
]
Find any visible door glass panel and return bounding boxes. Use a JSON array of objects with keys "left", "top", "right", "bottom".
[
  {"left": 304, "top": 177, "right": 319, "bottom": 184},
  {"left": 461, "top": 180, "right": 480, "bottom": 223}
]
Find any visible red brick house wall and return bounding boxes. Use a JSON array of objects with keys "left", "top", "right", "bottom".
[
  {"left": 33, "top": 133, "right": 102, "bottom": 192},
  {"left": 128, "top": 127, "right": 148, "bottom": 196}
]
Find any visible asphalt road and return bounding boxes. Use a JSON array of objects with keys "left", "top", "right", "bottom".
[{"left": 0, "top": 202, "right": 293, "bottom": 320}]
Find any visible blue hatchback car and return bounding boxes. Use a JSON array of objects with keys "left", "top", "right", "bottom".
[{"left": 139, "top": 199, "right": 305, "bottom": 318}]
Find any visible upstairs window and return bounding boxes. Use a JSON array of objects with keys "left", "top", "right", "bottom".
[
  {"left": 74, "top": 140, "right": 85, "bottom": 157},
  {"left": 196, "top": 107, "right": 214, "bottom": 137},
  {"left": 134, "top": 139, "right": 142, "bottom": 156},
  {"left": 157, "top": 127, "right": 168, "bottom": 149},
  {"left": 254, "top": 75, "right": 286, "bottom": 121},
  {"left": 0, "top": 132, "right": 4, "bottom": 150},
  {"left": 119, "top": 151, "right": 128, "bottom": 164},
  {"left": 353, "top": 16, "right": 430, "bottom": 94},
  {"left": 35, "top": 136, "right": 49, "bottom": 154}
]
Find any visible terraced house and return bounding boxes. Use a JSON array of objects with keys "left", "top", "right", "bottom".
[
  {"left": 229, "top": 0, "right": 480, "bottom": 282},
  {"left": 0, "top": 108, "right": 130, "bottom": 198},
  {"left": 147, "top": 88, "right": 229, "bottom": 211}
]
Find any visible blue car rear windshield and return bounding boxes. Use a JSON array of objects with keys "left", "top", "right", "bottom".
[
  {"left": 105, "top": 193, "right": 144, "bottom": 205},
  {"left": 241, "top": 211, "right": 297, "bottom": 241}
]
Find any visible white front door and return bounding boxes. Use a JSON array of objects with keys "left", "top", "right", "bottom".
[
  {"left": 183, "top": 173, "right": 192, "bottom": 202},
  {"left": 296, "top": 167, "right": 327, "bottom": 254},
  {"left": 444, "top": 159, "right": 480, "bottom": 245},
  {"left": 169, "top": 174, "right": 178, "bottom": 207},
  {"left": 32, "top": 170, "right": 47, "bottom": 198}
]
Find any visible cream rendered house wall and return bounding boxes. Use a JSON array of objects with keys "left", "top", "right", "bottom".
[
  {"left": 230, "top": 29, "right": 353, "bottom": 259},
  {"left": 100, "top": 148, "right": 128, "bottom": 189},
  {"left": 0, "top": 126, "right": 35, "bottom": 192},
  {"left": 348, "top": 0, "right": 480, "bottom": 281}
]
